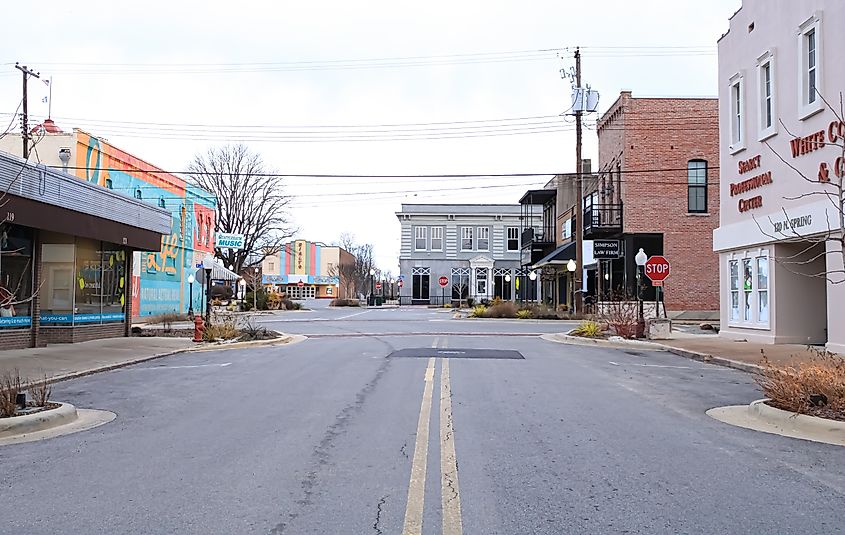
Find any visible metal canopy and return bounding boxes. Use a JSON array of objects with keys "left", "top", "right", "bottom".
[
  {"left": 532, "top": 242, "right": 576, "bottom": 268},
  {"left": 518, "top": 189, "right": 556, "bottom": 205}
]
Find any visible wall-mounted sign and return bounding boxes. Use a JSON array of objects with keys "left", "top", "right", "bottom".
[
  {"left": 216, "top": 232, "right": 245, "bottom": 250},
  {"left": 593, "top": 239, "right": 621, "bottom": 259},
  {"left": 732, "top": 154, "right": 772, "bottom": 213}
]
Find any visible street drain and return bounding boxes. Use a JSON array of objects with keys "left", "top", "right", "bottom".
[{"left": 387, "top": 348, "right": 524, "bottom": 360}]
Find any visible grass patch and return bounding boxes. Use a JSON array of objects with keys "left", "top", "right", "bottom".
[{"left": 757, "top": 348, "right": 845, "bottom": 422}]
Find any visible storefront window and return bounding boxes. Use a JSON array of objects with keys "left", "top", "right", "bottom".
[
  {"left": 101, "top": 246, "right": 127, "bottom": 322},
  {"left": 757, "top": 257, "right": 769, "bottom": 324},
  {"left": 742, "top": 259, "right": 752, "bottom": 321},
  {"left": 75, "top": 238, "right": 102, "bottom": 322},
  {"left": 41, "top": 240, "right": 75, "bottom": 325},
  {"left": 0, "top": 224, "right": 34, "bottom": 328},
  {"left": 729, "top": 260, "right": 739, "bottom": 321}
]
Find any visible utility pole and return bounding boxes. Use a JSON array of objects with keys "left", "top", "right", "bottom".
[
  {"left": 574, "top": 48, "right": 584, "bottom": 315},
  {"left": 15, "top": 63, "right": 40, "bottom": 159}
]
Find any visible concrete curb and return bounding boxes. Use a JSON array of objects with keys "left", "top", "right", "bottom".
[
  {"left": 0, "top": 402, "right": 78, "bottom": 438},
  {"left": 29, "top": 334, "right": 300, "bottom": 387},
  {"left": 750, "top": 398, "right": 845, "bottom": 439},
  {"left": 541, "top": 333, "right": 667, "bottom": 351},
  {"left": 661, "top": 346, "right": 764, "bottom": 374}
]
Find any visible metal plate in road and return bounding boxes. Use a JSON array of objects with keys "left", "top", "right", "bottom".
[{"left": 388, "top": 348, "right": 524, "bottom": 359}]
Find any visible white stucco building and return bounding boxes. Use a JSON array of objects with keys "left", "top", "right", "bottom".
[{"left": 715, "top": 1, "right": 845, "bottom": 353}]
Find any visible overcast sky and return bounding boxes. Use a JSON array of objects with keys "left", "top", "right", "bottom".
[{"left": 1, "top": 0, "right": 740, "bottom": 272}]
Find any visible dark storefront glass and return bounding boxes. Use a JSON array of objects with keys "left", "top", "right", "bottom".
[
  {"left": 0, "top": 224, "right": 34, "bottom": 328},
  {"left": 75, "top": 238, "right": 102, "bottom": 321}
]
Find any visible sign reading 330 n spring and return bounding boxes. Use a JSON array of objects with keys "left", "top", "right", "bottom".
[{"left": 216, "top": 232, "right": 246, "bottom": 250}]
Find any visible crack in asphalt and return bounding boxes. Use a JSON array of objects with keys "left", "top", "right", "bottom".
[
  {"left": 269, "top": 336, "right": 397, "bottom": 534},
  {"left": 400, "top": 441, "right": 409, "bottom": 459},
  {"left": 372, "top": 495, "right": 388, "bottom": 535}
]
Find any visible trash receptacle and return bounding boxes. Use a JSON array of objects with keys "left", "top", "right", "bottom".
[{"left": 376, "top": 296, "right": 383, "bottom": 306}]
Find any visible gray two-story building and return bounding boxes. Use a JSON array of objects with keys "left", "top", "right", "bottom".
[{"left": 396, "top": 204, "right": 540, "bottom": 305}]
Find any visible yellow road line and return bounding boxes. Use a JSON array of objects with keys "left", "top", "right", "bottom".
[
  {"left": 440, "top": 358, "right": 463, "bottom": 535},
  {"left": 402, "top": 357, "right": 436, "bottom": 535}
]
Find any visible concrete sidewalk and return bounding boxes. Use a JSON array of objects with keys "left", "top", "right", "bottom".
[
  {"left": 0, "top": 338, "right": 195, "bottom": 384},
  {"left": 658, "top": 332, "right": 832, "bottom": 371}
]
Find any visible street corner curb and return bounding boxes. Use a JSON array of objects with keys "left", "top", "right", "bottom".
[
  {"left": 44, "top": 347, "right": 191, "bottom": 386},
  {"left": 662, "top": 346, "right": 764, "bottom": 374},
  {"left": 750, "top": 399, "right": 845, "bottom": 440},
  {"left": 189, "top": 334, "right": 303, "bottom": 352},
  {"left": 0, "top": 402, "right": 78, "bottom": 439},
  {"left": 541, "top": 333, "right": 667, "bottom": 351}
]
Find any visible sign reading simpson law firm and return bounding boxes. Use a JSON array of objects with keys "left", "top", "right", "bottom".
[
  {"left": 731, "top": 154, "right": 773, "bottom": 213},
  {"left": 593, "top": 239, "right": 621, "bottom": 259}
]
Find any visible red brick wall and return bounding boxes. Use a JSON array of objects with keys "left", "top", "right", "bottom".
[
  {"left": 598, "top": 94, "right": 720, "bottom": 312},
  {"left": 0, "top": 329, "right": 35, "bottom": 350}
]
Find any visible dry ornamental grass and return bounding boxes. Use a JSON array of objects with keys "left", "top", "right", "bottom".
[{"left": 756, "top": 349, "right": 845, "bottom": 421}]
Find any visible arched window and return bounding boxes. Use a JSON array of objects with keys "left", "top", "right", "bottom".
[
  {"left": 105, "top": 178, "right": 113, "bottom": 189},
  {"left": 687, "top": 160, "right": 707, "bottom": 213},
  {"left": 158, "top": 197, "right": 166, "bottom": 209},
  {"left": 134, "top": 188, "right": 142, "bottom": 200}
]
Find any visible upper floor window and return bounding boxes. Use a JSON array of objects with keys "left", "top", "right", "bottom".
[
  {"left": 158, "top": 197, "right": 166, "bottom": 209},
  {"left": 729, "top": 74, "right": 745, "bottom": 152},
  {"left": 688, "top": 160, "right": 708, "bottom": 213},
  {"left": 757, "top": 52, "right": 776, "bottom": 140},
  {"left": 430, "top": 227, "right": 443, "bottom": 251},
  {"left": 476, "top": 227, "right": 489, "bottom": 251},
  {"left": 507, "top": 227, "right": 519, "bottom": 251},
  {"left": 461, "top": 227, "right": 473, "bottom": 251},
  {"left": 105, "top": 178, "right": 113, "bottom": 189},
  {"left": 414, "top": 226, "right": 427, "bottom": 251},
  {"left": 134, "top": 188, "right": 142, "bottom": 200},
  {"left": 799, "top": 15, "right": 823, "bottom": 118}
]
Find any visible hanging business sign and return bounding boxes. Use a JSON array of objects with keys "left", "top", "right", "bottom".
[
  {"left": 215, "top": 233, "right": 245, "bottom": 250},
  {"left": 593, "top": 239, "right": 621, "bottom": 259}
]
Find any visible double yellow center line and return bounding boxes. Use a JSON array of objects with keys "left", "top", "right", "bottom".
[{"left": 402, "top": 339, "right": 463, "bottom": 535}]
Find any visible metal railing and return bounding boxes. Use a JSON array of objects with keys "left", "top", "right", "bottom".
[{"left": 583, "top": 203, "right": 623, "bottom": 236}]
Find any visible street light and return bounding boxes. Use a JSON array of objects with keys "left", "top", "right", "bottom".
[
  {"left": 239, "top": 278, "right": 246, "bottom": 310},
  {"left": 202, "top": 254, "right": 215, "bottom": 323},
  {"left": 187, "top": 274, "right": 195, "bottom": 318},
  {"left": 389, "top": 278, "right": 395, "bottom": 300},
  {"left": 369, "top": 268, "right": 376, "bottom": 306},
  {"left": 528, "top": 270, "right": 537, "bottom": 303},
  {"left": 635, "top": 248, "right": 648, "bottom": 337},
  {"left": 567, "top": 259, "right": 576, "bottom": 313},
  {"left": 253, "top": 266, "right": 259, "bottom": 310}
]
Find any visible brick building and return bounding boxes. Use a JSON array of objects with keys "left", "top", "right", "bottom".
[
  {"left": 0, "top": 151, "right": 169, "bottom": 349},
  {"left": 592, "top": 91, "right": 720, "bottom": 317}
]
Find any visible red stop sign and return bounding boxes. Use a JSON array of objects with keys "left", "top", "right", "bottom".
[
  {"left": 297, "top": 280, "right": 305, "bottom": 287},
  {"left": 644, "top": 256, "right": 670, "bottom": 285},
  {"left": 438, "top": 276, "right": 449, "bottom": 287},
  {"left": 398, "top": 280, "right": 404, "bottom": 288}
]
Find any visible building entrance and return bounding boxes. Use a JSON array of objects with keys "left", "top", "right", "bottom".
[{"left": 286, "top": 285, "right": 316, "bottom": 299}]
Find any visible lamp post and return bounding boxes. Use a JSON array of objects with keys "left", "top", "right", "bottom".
[
  {"left": 239, "top": 278, "right": 246, "bottom": 310},
  {"left": 566, "top": 258, "right": 577, "bottom": 313},
  {"left": 187, "top": 274, "right": 195, "bottom": 318},
  {"left": 504, "top": 273, "right": 511, "bottom": 301},
  {"left": 528, "top": 270, "right": 537, "bottom": 303},
  {"left": 369, "top": 268, "right": 375, "bottom": 306},
  {"left": 202, "top": 254, "right": 215, "bottom": 323},
  {"left": 253, "top": 267, "right": 259, "bottom": 310},
  {"left": 389, "top": 278, "right": 395, "bottom": 300},
  {"left": 635, "top": 248, "right": 648, "bottom": 337}
]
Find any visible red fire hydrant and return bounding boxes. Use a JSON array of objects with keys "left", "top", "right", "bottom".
[{"left": 193, "top": 315, "right": 205, "bottom": 342}]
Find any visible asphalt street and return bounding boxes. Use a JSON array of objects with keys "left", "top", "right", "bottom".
[{"left": 1, "top": 302, "right": 843, "bottom": 534}]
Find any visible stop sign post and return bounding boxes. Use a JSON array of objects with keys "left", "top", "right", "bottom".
[
  {"left": 439, "top": 276, "right": 449, "bottom": 306},
  {"left": 644, "top": 256, "right": 671, "bottom": 286}
]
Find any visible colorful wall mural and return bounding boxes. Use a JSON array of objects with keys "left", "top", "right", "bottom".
[{"left": 73, "top": 131, "right": 217, "bottom": 317}]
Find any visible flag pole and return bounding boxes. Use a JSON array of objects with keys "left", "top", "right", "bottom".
[{"left": 48, "top": 77, "right": 52, "bottom": 119}]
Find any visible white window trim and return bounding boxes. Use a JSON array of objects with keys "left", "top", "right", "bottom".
[
  {"left": 461, "top": 227, "right": 473, "bottom": 251},
  {"left": 757, "top": 50, "right": 778, "bottom": 142},
  {"left": 414, "top": 226, "right": 428, "bottom": 251},
  {"left": 727, "top": 250, "right": 770, "bottom": 329},
  {"left": 729, "top": 73, "right": 746, "bottom": 154},
  {"left": 506, "top": 226, "right": 520, "bottom": 251},
  {"left": 798, "top": 13, "right": 823, "bottom": 120},
  {"left": 476, "top": 227, "right": 489, "bottom": 251},
  {"left": 430, "top": 226, "right": 443, "bottom": 251}
]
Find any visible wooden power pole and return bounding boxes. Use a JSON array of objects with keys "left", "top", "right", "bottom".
[
  {"left": 574, "top": 48, "right": 584, "bottom": 314},
  {"left": 15, "top": 63, "right": 40, "bottom": 159}
]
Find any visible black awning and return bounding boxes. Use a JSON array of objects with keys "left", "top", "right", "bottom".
[
  {"left": 518, "top": 189, "right": 556, "bottom": 205},
  {"left": 532, "top": 242, "right": 576, "bottom": 268}
]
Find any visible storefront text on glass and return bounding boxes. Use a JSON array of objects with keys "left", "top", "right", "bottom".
[{"left": 0, "top": 223, "right": 34, "bottom": 328}]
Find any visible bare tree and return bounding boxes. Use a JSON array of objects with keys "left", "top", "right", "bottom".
[
  {"left": 187, "top": 145, "right": 295, "bottom": 273},
  {"left": 333, "top": 233, "right": 376, "bottom": 299},
  {"left": 753, "top": 91, "right": 845, "bottom": 284}
]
